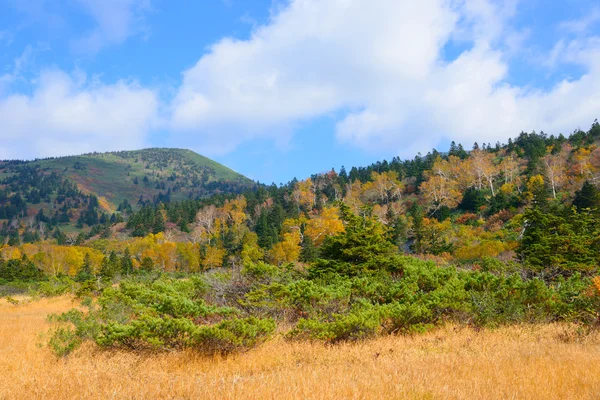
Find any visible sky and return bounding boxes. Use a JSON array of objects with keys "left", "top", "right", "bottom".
[{"left": 1, "top": 0, "right": 600, "bottom": 184}]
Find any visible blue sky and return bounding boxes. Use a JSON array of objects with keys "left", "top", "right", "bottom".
[{"left": 1, "top": 0, "right": 600, "bottom": 184}]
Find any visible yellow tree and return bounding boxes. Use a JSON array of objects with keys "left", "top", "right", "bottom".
[
  {"left": 447, "top": 155, "right": 471, "bottom": 191},
  {"left": 214, "top": 196, "right": 248, "bottom": 253},
  {"left": 470, "top": 149, "right": 499, "bottom": 195},
  {"left": 268, "top": 231, "right": 301, "bottom": 265},
  {"left": 241, "top": 231, "right": 264, "bottom": 265},
  {"left": 202, "top": 246, "right": 226, "bottom": 270},
  {"left": 591, "top": 147, "right": 600, "bottom": 182},
  {"left": 177, "top": 242, "right": 201, "bottom": 272},
  {"left": 1, "top": 246, "right": 21, "bottom": 260},
  {"left": 499, "top": 155, "right": 525, "bottom": 194},
  {"left": 304, "top": 206, "right": 344, "bottom": 246},
  {"left": 158, "top": 241, "right": 178, "bottom": 272},
  {"left": 420, "top": 175, "right": 462, "bottom": 213},
  {"left": 193, "top": 204, "right": 218, "bottom": 244},
  {"left": 368, "top": 171, "right": 404, "bottom": 204},
  {"left": 525, "top": 174, "right": 547, "bottom": 203},
  {"left": 36, "top": 245, "right": 68, "bottom": 276},
  {"left": 421, "top": 157, "right": 462, "bottom": 213},
  {"left": 292, "top": 178, "right": 316, "bottom": 211},
  {"left": 220, "top": 196, "right": 248, "bottom": 228},
  {"left": 572, "top": 146, "right": 596, "bottom": 179},
  {"left": 543, "top": 149, "right": 567, "bottom": 198},
  {"left": 343, "top": 180, "right": 364, "bottom": 213}
]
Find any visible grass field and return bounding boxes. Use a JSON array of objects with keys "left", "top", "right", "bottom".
[{"left": 1, "top": 296, "right": 600, "bottom": 400}]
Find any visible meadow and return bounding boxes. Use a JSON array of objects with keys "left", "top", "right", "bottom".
[{"left": 2, "top": 295, "right": 600, "bottom": 400}]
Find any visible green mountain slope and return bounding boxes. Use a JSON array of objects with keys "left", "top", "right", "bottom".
[
  {"left": 0, "top": 149, "right": 252, "bottom": 232},
  {"left": 30, "top": 148, "right": 251, "bottom": 209}
]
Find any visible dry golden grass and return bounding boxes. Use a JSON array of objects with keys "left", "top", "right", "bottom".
[{"left": 1, "top": 296, "right": 600, "bottom": 400}]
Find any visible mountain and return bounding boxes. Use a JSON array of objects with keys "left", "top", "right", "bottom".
[
  {"left": 33, "top": 148, "right": 251, "bottom": 208},
  {"left": 0, "top": 148, "right": 253, "bottom": 231}
]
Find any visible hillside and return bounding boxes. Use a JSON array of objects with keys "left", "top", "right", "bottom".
[
  {"left": 0, "top": 148, "right": 252, "bottom": 240},
  {"left": 32, "top": 148, "right": 251, "bottom": 208}
]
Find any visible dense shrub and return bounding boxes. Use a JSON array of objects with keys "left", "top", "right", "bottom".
[
  {"left": 48, "top": 248, "right": 600, "bottom": 355},
  {"left": 49, "top": 276, "right": 275, "bottom": 356},
  {"left": 0, "top": 255, "right": 46, "bottom": 282},
  {"left": 248, "top": 255, "right": 600, "bottom": 342}
]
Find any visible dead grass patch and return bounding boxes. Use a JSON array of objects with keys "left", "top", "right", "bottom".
[{"left": 1, "top": 296, "right": 599, "bottom": 399}]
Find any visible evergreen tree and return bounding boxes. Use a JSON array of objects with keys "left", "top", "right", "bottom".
[
  {"left": 408, "top": 203, "right": 424, "bottom": 254},
  {"left": 319, "top": 202, "right": 395, "bottom": 264},
  {"left": 449, "top": 141, "right": 458, "bottom": 156},
  {"left": 518, "top": 205, "right": 600, "bottom": 273},
  {"left": 8, "top": 230, "right": 20, "bottom": 246},
  {"left": 108, "top": 251, "right": 119, "bottom": 273},
  {"left": 338, "top": 166, "right": 348, "bottom": 185},
  {"left": 459, "top": 188, "right": 486, "bottom": 212},
  {"left": 389, "top": 216, "right": 408, "bottom": 251},
  {"left": 100, "top": 252, "right": 119, "bottom": 280},
  {"left": 255, "top": 210, "right": 273, "bottom": 249},
  {"left": 141, "top": 256, "right": 154, "bottom": 272},
  {"left": 153, "top": 211, "right": 165, "bottom": 234},
  {"left": 121, "top": 247, "right": 134, "bottom": 276},
  {"left": 0, "top": 255, "right": 45, "bottom": 282},
  {"left": 299, "top": 235, "right": 319, "bottom": 263},
  {"left": 75, "top": 254, "right": 95, "bottom": 282},
  {"left": 573, "top": 181, "right": 600, "bottom": 211}
]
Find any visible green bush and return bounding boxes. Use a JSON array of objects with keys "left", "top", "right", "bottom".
[
  {"left": 289, "top": 304, "right": 381, "bottom": 342},
  {"left": 48, "top": 253, "right": 600, "bottom": 356},
  {"left": 49, "top": 277, "right": 275, "bottom": 356},
  {"left": 34, "top": 276, "right": 77, "bottom": 297}
]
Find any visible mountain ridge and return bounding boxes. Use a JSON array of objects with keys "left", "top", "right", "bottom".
[{"left": 0, "top": 148, "right": 253, "bottom": 231}]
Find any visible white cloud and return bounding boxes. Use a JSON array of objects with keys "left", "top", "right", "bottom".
[
  {"left": 0, "top": 69, "right": 158, "bottom": 159},
  {"left": 169, "top": 0, "right": 600, "bottom": 157},
  {"left": 171, "top": 0, "right": 458, "bottom": 153},
  {"left": 72, "top": 0, "right": 151, "bottom": 54}
]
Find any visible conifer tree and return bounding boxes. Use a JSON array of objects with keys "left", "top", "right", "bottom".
[
  {"left": 75, "top": 253, "right": 94, "bottom": 282},
  {"left": 121, "top": 247, "right": 134, "bottom": 276},
  {"left": 573, "top": 181, "right": 600, "bottom": 211}
]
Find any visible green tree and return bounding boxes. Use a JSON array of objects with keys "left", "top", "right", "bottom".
[
  {"left": 299, "top": 235, "right": 319, "bottom": 263},
  {"left": 121, "top": 247, "right": 134, "bottom": 276},
  {"left": 319, "top": 202, "right": 395, "bottom": 264},
  {"left": 518, "top": 205, "right": 600, "bottom": 274},
  {"left": 573, "top": 181, "right": 600, "bottom": 211},
  {"left": 153, "top": 211, "right": 165, "bottom": 234},
  {"left": 75, "top": 253, "right": 95, "bottom": 282},
  {"left": 459, "top": 188, "right": 486, "bottom": 213}
]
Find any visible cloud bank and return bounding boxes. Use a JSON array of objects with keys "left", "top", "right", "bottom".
[
  {"left": 170, "top": 0, "right": 600, "bottom": 155},
  {"left": 1, "top": 0, "right": 600, "bottom": 161},
  {"left": 0, "top": 70, "right": 158, "bottom": 160}
]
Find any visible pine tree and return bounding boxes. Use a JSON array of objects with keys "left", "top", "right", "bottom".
[
  {"left": 121, "top": 247, "right": 134, "bottom": 276},
  {"left": 459, "top": 188, "right": 486, "bottom": 212},
  {"left": 408, "top": 203, "right": 424, "bottom": 254},
  {"left": 299, "top": 235, "right": 319, "bottom": 262},
  {"left": 153, "top": 211, "right": 165, "bottom": 234},
  {"left": 75, "top": 253, "right": 94, "bottom": 282},
  {"left": 319, "top": 202, "right": 395, "bottom": 264},
  {"left": 573, "top": 181, "right": 600, "bottom": 211},
  {"left": 449, "top": 141, "right": 458, "bottom": 156}
]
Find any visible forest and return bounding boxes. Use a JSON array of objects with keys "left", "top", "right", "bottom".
[{"left": 1, "top": 121, "right": 600, "bottom": 355}]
